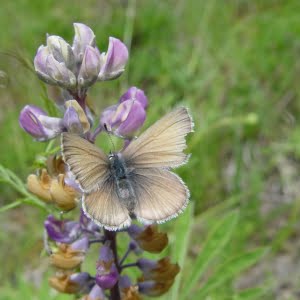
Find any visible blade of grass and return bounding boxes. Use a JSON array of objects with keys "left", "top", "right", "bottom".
[
  {"left": 196, "top": 248, "right": 268, "bottom": 298},
  {"left": 168, "top": 202, "right": 194, "bottom": 300},
  {"left": 181, "top": 210, "right": 239, "bottom": 300}
]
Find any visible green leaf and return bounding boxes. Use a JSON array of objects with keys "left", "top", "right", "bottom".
[
  {"left": 168, "top": 202, "right": 194, "bottom": 300},
  {"left": 197, "top": 248, "right": 268, "bottom": 298},
  {"left": 181, "top": 210, "right": 239, "bottom": 299}
]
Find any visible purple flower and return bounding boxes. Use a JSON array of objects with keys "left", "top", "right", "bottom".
[
  {"left": 34, "top": 23, "right": 127, "bottom": 92},
  {"left": 63, "top": 100, "right": 90, "bottom": 134},
  {"left": 34, "top": 43, "right": 76, "bottom": 89},
  {"left": 98, "top": 37, "right": 128, "bottom": 81},
  {"left": 78, "top": 46, "right": 101, "bottom": 88},
  {"left": 19, "top": 105, "right": 64, "bottom": 141},
  {"left": 44, "top": 215, "right": 81, "bottom": 243},
  {"left": 119, "top": 86, "right": 148, "bottom": 109},
  {"left": 95, "top": 243, "right": 119, "bottom": 289},
  {"left": 100, "top": 87, "right": 147, "bottom": 137}
]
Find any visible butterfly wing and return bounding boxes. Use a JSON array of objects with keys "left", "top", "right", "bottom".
[
  {"left": 82, "top": 178, "right": 131, "bottom": 230},
  {"left": 122, "top": 107, "right": 193, "bottom": 169},
  {"left": 61, "top": 133, "right": 110, "bottom": 193},
  {"left": 130, "top": 168, "right": 189, "bottom": 223}
]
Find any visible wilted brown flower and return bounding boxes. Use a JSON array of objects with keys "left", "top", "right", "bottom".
[
  {"left": 27, "top": 169, "right": 52, "bottom": 202},
  {"left": 128, "top": 225, "right": 168, "bottom": 253},
  {"left": 47, "top": 154, "right": 66, "bottom": 176},
  {"left": 50, "top": 174, "right": 78, "bottom": 210},
  {"left": 121, "top": 286, "right": 141, "bottom": 300},
  {"left": 49, "top": 272, "right": 91, "bottom": 294},
  {"left": 50, "top": 241, "right": 87, "bottom": 270},
  {"left": 27, "top": 169, "right": 78, "bottom": 211}
]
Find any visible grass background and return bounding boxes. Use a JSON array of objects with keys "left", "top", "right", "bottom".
[{"left": 1, "top": 0, "right": 300, "bottom": 299}]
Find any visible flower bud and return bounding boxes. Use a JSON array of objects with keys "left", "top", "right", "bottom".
[
  {"left": 78, "top": 46, "right": 101, "bottom": 88},
  {"left": 44, "top": 215, "right": 81, "bottom": 243},
  {"left": 49, "top": 272, "right": 93, "bottom": 294},
  {"left": 82, "top": 284, "right": 105, "bottom": 300},
  {"left": 98, "top": 37, "right": 128, "bottom": 81},
  {"left": 47, "top": 35, "right": 75, "bottom": 71},
  {"left": 50, "top": 236, "right": 89, "bottom": 269},
  {"left": 95, "top": 243, "right": 119, "bottom": 289},
  {"left": 34, "top": 46, "right": 57, "bottom": 85},
  {"left": 34, "top": 45, "right": 77, "bottom": 89},
  {"left": 63, "top": 100, "right": 90, "bottom": 134},
  {"left": 46, "top": 54, "right": 77, "bottom": 89},
  {"left": 27, "top": 169, "right": 52, "bottom": 202},
  {"left": 50, "top": 174, "right": 78, "bottom": 211},
  {"left": 72, "top": 23, "right": 96, "bottom": 64},
  {"left": 19, "top": 105, "right": 64, "bottom": 141},
  {"left": 128, "top": 225, "right": 168, "bottom": 253}
]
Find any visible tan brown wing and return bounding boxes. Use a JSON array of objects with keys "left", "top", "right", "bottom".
[
  {"left": 130, "top": 168, "right": 189, "bottom": 223},
  {"left": 122, "top": 107, "right": 193, "bottom": 169},
  {"left": 82, "top": 178, "right": 131, "bottom": 230},
  {"left": 61, "top": 133, "right": 110, "bottom": 193}
]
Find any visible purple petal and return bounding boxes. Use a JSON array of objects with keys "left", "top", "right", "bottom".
[
  {"left": 88, "top": 284, "right": 105, "bottom": 300},
  {"left": 46, "top": 55, "right": 76, "bottom": 88},
  {"left": 119, "top": 86, "right": 148, "bottom": 109},
  {"left": 99, "top": 243, "right": 114, "bottom": 262},
  {"left": 96, "top": 264, "right": 118, "bottom": 290},
  {"left": 78, "top": 46, "right": 101, "bottom": 87},
  {"left": 34, "top": 46, "right": 57, "bottom": 85},
  {"left": 115, "top": 100, "right": 146, "bottom": 136},
  {"left": 47, "top": 35, "right": 75, "bottom": 71},
  {"left": 72, "top": 23, "right": 96, "bottom": 64},
  {"left": 137, "top": 258, "right": 157, "bottom": 272},
  {"left": 19, "top": 105, "right": 47, "bottom": 138},
  {"left": 44, "top": 215, "right": 81, "bottom": 243},
  {"left": 71, "top": 236, "right": 89, "bottom": 252},
  {"left": 98, "top": 37, "right": 128, "bottom": 81},
  {"left": 63, "top": 106, "right": 83, "bottom": 134},
  {"left": 19, "top": 105, "right": 63, "bottom": 141}
]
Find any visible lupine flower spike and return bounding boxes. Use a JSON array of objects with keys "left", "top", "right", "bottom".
[{"left": 20, "top": 23, "right": 184, "bottom": 299}]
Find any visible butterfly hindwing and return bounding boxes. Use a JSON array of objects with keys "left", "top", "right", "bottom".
[
  {"left": 82, "top": 178, "right": 131, "bottom": 230},
  {"left": 122, "top": 107, "right": 193, "bottom": 169},
  {"left": 130, "top": 168, "right": 189, "bottom": 223},
  {"left": 61, "top": 133, "right": 110, "bottom": 193}
]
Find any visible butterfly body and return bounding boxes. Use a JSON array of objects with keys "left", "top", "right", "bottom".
[
  {"left": 109, "top": 153, "right": 136, "bottom": 211},
  {"left": 61, "top": 107, "right": 193, "bottom": 230}
]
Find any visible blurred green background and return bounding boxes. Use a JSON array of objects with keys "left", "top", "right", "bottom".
[{"left": 1, "top": 0, "right": 300, "bottom": 299}]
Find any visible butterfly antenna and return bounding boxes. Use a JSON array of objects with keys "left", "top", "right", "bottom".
[{"left": 104, "top": 124, "right": 116, "bottom": 152}]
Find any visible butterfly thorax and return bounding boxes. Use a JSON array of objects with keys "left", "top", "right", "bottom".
[{"left": 109, "top": 153, "right": 136, "bottom": 212}]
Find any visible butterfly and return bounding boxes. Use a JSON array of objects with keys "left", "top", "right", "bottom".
[{"left": 61, "top": 107, "right": 193, "bottom": 230}]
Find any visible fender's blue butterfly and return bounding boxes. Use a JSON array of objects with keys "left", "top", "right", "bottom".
[{"left": 61, "top": 107, "right": 193, "bottom": 230}]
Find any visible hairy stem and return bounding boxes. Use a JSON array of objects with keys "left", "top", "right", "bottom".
[{"left": 104, "top": 229, "right": 121, "bottom": 300}]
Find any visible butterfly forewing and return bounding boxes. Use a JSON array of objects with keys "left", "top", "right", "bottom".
[
  {"left": 130, "top": 168, "right": 189, "bottom": 223},
  {"left": 82, "top": 178, "right": 131, "bottom": 230},
  {"left": 61, "top": 133, "right": 110, "bottom": 193},
  {"left": 122, "top": 107, "right": 193, "bottom": 169}
]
